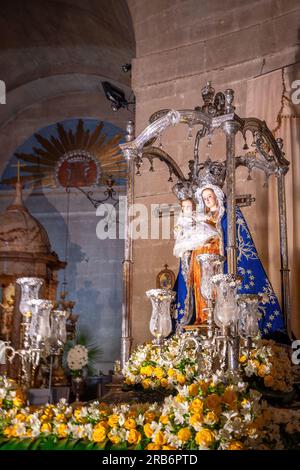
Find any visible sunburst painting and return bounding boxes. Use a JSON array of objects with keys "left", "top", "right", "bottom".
[{"left": 0, "top": 119, "right": 127, "bottom": 189}]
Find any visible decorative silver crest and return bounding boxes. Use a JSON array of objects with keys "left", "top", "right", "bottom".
[{"left": 197, "top": 157, "right": 226, "bottom": 189}]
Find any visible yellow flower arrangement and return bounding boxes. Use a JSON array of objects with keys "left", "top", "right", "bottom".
[
  {"left": 124, "top": 336, "right": 294, "bottom": 397},
  {"left": 122, "top": 332, "right": 199, "bottom": 391},
  {"left": 0, "top": 367, "right": 298, "bottom": 451},
  {"left": 239, "top": 339, "right": 293, "bottom": 393},
  {"left": 1, "top": 333, "right": 293, "bottom": 450}
]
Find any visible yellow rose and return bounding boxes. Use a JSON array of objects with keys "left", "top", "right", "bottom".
[
  {"left": 167, "top": 368, "right": 176, "bottom": 378},
  {"left": 176, "top": 373, "right": 186, "bottom": 385},
  {"left": 195, "top": 428, "right": 215, "bottom": 448},
  {"left": 160, "top": 378, "right": 169, "bottom": 388},
  {"left": 205, "top": 394, "right": 221, "bottom": 412},
  {"left": 204, "top": 411, "right": 218, "bottom": 425},
  {"left": 188, "top": 384, "right": 199, "bottom": 397},
  {"left": 239, "top": 355, "right": 247, "bottom": 364},
  {"left": 15, "top": 413, "right": 26, "bottom": 422},
  {"left": 98, "top": 420, "right": 109, "bottom": 430},
  {"left": 108, "top": 432, "right": 121, "bottom": 444},
  {"left": 57, "top": 424, "right": 68, "bottom": 438},
  {"left": 3, "top": 427, "right": 13, "bottom": 438},
  {"left": 222, "top": 389, "right": 237, "bottom": 409},
  {"left": 147, "top": 443, "right": 161, "bottom": 450},
  {"left": 125, "top": 377, "right": 134, "bottom": 385},
  {"left": 144, "top": 410, "right": 156, "bottom": 423},
  {"left": 25, "top": 414, "right": 33, "bottom": 424},
  {"left": 92, "top": 425, "right": 107, "bottom": 443},
  {"left": 124, "top": 418, "right": 136, "bottom": 430},
  {"left": 162, "top": 445, "right": 177, "bottom": 450},
  {"left": 55, "top": 413, "right": 66, "bottom": 423},
  {"left": 189, "top": 398, "right": 204, "bottom": 414},
  {"left": 15, "top": 389, "right": 25, "bottom": 401},
  {"left": 74, "top": 409, "right": 85, "bottom": 423},
  {"left": 159, "top": 415, "right": 169, "bottom": 425},
  {"left": 154, "top": 430, "right": 166, "bottom": 446},
  {"left": 108, "top": 414, "right": 119, "bottom": 427},
  {"left": 228, "top": 440, "right": 244, "bottom": 450},
  {"left": 40, "top": 414, "right": 50, "bottom": 423},
  {"left": 144, "top": 423, "right": 154, "bottom": 438},
  {"left": 154, "top": 367, "right": 164, "bottom": 379},
  {"left": 11, "top": 425, "right": 19, "bottom": 437},
  {"left": 145, "top": 365, "right": 154, "bottom": 376},
  {"left": 127, "top": 429, "right": 141, "bottom": 445},
  {"left": 12, "top": 397, "right": 24, "bottom": 408},
  {"left": 142, "top": 379, "right": 152, "bottom": 389},
  {"left": 258, "top": 364, "right": 268, "bottom": 377},
  {"left": 41, "top": 422, "right": 52, "bottom": 434},
  {"left": 189, "top": 413, "right": 203, "bottom": 427},
  {"left": 177, "top": 427, "right": 191, "bottom": 443},
  {"left": 140, "top": 365, "right": 154, "bottom": 376}
]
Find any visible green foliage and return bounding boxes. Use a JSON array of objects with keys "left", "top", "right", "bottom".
[{"left": 177, "top": 357, "right": 195, "bottom": 374}]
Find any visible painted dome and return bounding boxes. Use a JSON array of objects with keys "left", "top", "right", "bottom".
[{"left": 0, "top": 183, "right": 51, "bottom": 254}]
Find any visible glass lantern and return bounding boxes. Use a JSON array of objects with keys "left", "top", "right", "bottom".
[
  {"left": 196, "top": 254, "right": 225, "bottom": 339},
  {"left": 237, "top": 294, "right": 260, "bottom": 343},
  {"left": 146, "top": 289, "right": 175, "bottom": 344},
  {"left": 196, "top": 254, "right": 225, "bottom": 301},
  {"left": 50, "top": 309, "right": 68, "bottom": 352},
  {"left": 16, "top": 277, "right": 44, "bottom": 351},
  {"left": 28, "top": 299, "right": 53, "bottom": 348},
  {"left": 16, "top": 277, "right": 43, "bottom": 318},
  {"left": 211, "top": 274, "right": 241, "bottom": 329}
]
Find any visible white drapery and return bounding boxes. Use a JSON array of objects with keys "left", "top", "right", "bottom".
[{"left": 246, "top": 66, "right": 300, "bottom": 338}]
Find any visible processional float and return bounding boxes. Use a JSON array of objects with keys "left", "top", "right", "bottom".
[{"left": 119, "top": 82, "right": 290, "bottom": 375}]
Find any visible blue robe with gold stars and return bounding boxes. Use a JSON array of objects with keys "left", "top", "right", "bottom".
[{"left": 174, "top": 206, "right": 285, "bottom": 337}]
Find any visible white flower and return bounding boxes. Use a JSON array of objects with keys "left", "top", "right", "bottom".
[{"left": 67, "top": 344, "right": 89, "bottom": 371}]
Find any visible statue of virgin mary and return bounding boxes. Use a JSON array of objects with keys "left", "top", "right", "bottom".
[{"left": 173, "top": 179, "right": 285, "bottom": 338}]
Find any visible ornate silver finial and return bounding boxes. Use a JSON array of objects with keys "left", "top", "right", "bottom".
[
  {"left": 197, "top": 158, "right": 226, "bottom": 188},
  {"left": 224, "top": 89, "right": 235, "bottom": 114},
  {"left": 201, "top": 81, "right": 215, "bottom": 115},
  {"left": 125, "top": 120, "right": 135, "bottom": 142}
]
